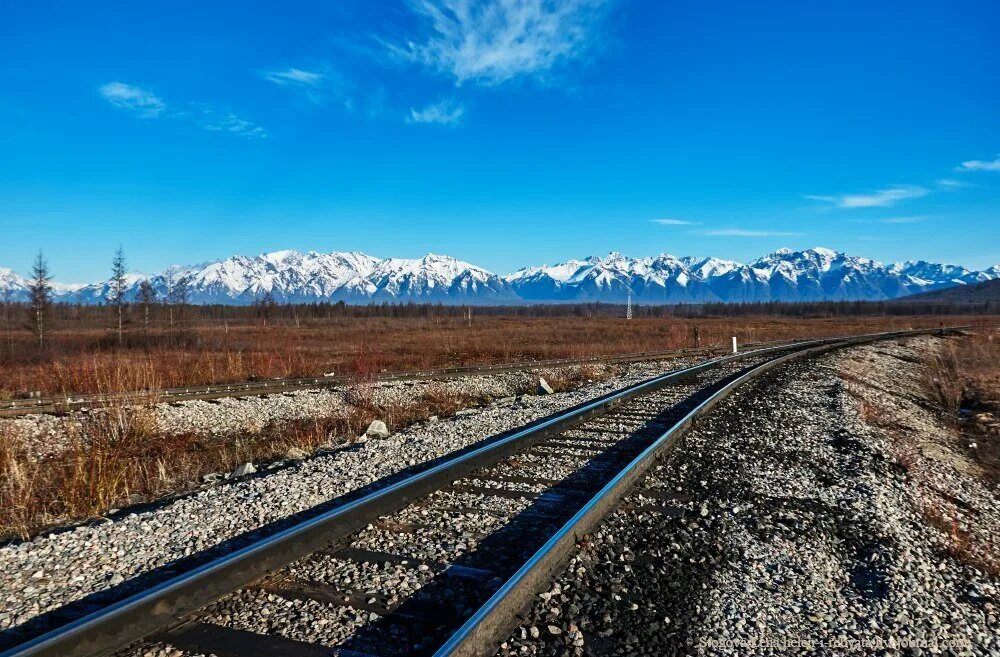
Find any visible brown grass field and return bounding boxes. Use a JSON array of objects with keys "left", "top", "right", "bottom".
[{"left": 0, "top": 314, "right": 992, "bottom": 397}]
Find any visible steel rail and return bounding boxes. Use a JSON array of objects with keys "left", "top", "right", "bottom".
[
  {"left": 433, "top": 330, "right": 927, "bottom": 656},
  {"left": 0, "top": 336, "right": 825, "bottom": 417},
  {"left": 0, "top": 328, "right": 950, "bottom": 657}
]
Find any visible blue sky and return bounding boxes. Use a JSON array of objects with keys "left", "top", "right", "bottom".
[{"left": 1, "top": 0, "right": 998, "bottom": 281}]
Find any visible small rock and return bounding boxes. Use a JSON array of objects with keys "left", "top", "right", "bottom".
[
  {"left": 365, "top": 420, "right": 391, "bottom": 439},
  {"left": 548, "top": 625, "right": 562, "bottom": 635},
  {"left": 284, "top": 447, "right": 307, "bottom": 460},
  {"left": 537, "top": 377, "right": 555, "bottom": 395},
  {"left": 232, "top": 462, "right": 256, "bottom": 477}
]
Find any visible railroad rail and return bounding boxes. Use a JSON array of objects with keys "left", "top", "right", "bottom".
[
  {"left": 0, "top": 328, "right": 954, "bottom": 657},
  {"left": 0, "top": 336, "right": 821, "bottom": 417}
]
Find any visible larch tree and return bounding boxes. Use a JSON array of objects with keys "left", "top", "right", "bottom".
[
  {"left": 28, "top": 250, "right": 52, "bottom": 348},
  {"left": 110, "top": 246, "right": 128, "bottom": 346}
]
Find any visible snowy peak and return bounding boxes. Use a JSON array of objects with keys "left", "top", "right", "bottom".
[
  {"left": 365, "top": 253, "right": 515, "bottom": 302},
  {"left": 680, "top": 256, "right": 742, "bottom": 279}
]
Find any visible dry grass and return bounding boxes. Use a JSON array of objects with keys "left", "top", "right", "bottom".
[
  {"left": 846, "top": 388, "right": 999, "bottom": 576},
  {"left": 844, "top": 333, "right": 1000, "bottom": 576},
  {"left": 537, "top": 364, "right": 615, "bottom": 392},
  {"left": 919, "top": 499, "right": 1000, "bottom": 577},
  {"left": 0, "top": 316, "right": 984, "bottom": 397},
  {"left": 922, "top": 328, "right": 1000, "bottom": 480},
  {"left": 0, "top": 375, "right": 589, "bottom": 541}
]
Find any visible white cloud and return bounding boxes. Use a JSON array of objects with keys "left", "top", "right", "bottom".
[
  {"left": 391, "top": 0, "right": 608, "bottom": 86},
  {"left": 651, "top": 218, "right": 697, "bottom": 226},
  {"left": 408, "top": 98, "right": 465, "bottom": 124},
  {"left": 98, "top": 82, "right": 166, "bottom": 118},
  {"left": 879, "top": 216, "right": 923, "bottom": 224},
  {"left": 806, "top": 185, "right": 928, "bottom": 208},
  {"left": 100, "top": 81, "right": 265, "bottom": 138},
  {"left": 960, "top": 156, "right": 1000, "bottom": 172},
  {"left": 703, "top": 229, "right": 802, "bottom": 237},
  {"left": 196, "top": 108, "right": 267, "bottom": 138},
  {"left": 260, "top": 67, "right": 334, "bottom": 105},
  {"left": 936, "top": 178, "right": 969, "bottom": 189},
  {"left": 261, "top": 67, "right": 324, "bottom": 87}
]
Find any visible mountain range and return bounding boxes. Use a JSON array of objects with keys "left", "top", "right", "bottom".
[{"left": 1, "top": 247, "right": 997, "bottom": 305}]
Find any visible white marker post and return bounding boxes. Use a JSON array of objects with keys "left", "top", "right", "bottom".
[{"left": 732, "top": 336, "right": 738, "bottom": 354}]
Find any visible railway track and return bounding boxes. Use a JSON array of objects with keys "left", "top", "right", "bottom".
[
  {"left": 0, "top": 338, "right": 807, "bottom": 417},
  {"left": 0, "top": 329, "right": 951, "bottom": 657}
]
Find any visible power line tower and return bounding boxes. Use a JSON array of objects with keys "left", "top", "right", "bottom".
[{"left": 626, "top": 288, "right": 633, "bottom": 320}]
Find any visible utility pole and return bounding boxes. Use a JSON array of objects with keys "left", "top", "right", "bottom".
[{"left": 626, "top": 289, "right": 632, "bottom": 320}]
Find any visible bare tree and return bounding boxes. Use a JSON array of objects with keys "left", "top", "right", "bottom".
[
  {"left": 110, "top": 246, "right": 128, "bottom": 346},
  {"left": 137, "top": 278, "right": 157, "bottom": 333},
  {"left": 28, "top": 250, "right": 52, "bottom": 348},
  {"left": 165, "top": 272, "right": 175, "bottom": 327},
  {"left": 1, "top": 286, "right": 13, "bottom": 360},
  {"left": 167, "top": 273, "right": 189, "bottom": 326}
]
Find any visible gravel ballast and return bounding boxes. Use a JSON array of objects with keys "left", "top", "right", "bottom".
[
  {"left": 0, "top": 359, "right": 693, "bottom": 645},
  {"left": 499, "top": 336, "right": 998, "bottom": 656}
]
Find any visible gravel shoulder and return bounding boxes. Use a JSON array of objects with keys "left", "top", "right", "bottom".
[
  {"left": 0, "top": 358, "right": 690, "bottom": 646},
  {"left": 1, "top": 364, "right": 643, "bottom": 457},
  {"left": 499, "top": 336, "right": 999, "bottom": 656}
]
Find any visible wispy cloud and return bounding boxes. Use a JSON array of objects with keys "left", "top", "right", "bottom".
[
  {"left": 196, "top": 108, "right": 267, "bottom": 138},
  {"left": 261, "top": 67, "right": 324, "bottom": 88},
  {"left": 850, "top": 216, "right": 925, "bottom": 224},
  {"left": 936, "top": 178, "right": 970, "bottom": 189},
  {"left": 959, "top": 156, "right": 1000, "bottom": 172},
  {"left": 805, "top": 184, "right": 928, "bottom": 208},
  {"left": 702, "top": 229, "right": 802, "bottom": 237},
  {"left": 880, "top": 216, "right": 924, "bottom": 224},
  {"left": 99, "top": 81, "right": 265, "bottom": 139},
  {"left": 390, "top": 0, "right": 609, "bottom": 86},
  {"left": 259, "top": 67, "right": 334, "bottom": 105},
  {"left": 98, "top": 82, "right": 166, "bottom": 118},
  {"left": 650, "top": 218, "right": 698, "bottom": 226},
  {"left": 408, "top": 98, "right": 465, "bottom": 125}
]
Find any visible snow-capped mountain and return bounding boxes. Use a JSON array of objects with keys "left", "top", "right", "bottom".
[
  {"left": 42, "top": 251, "right": 517, "bottom": 305},
  {"left": 704, "top": 247, "right": 908, "bottom": 302},
  {"left": 0, "top": 266, "right": 84, "bottom": 300},
  {"left": 888, "top": 260, "right": 1000, "bottom": 290},
  {"left": 2, "top": 247, "right": 997, "bottom": 305},
  {"left": 0, "top": 267, "right": 28, "bottom": 300},
  {"left": 506, "top": 247, "right": 1000, "bottom": 303},
  {"left": 366, "top": 254, "right": 516, "bottom": 302}
]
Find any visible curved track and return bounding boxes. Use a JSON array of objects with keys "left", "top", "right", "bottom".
[{"left": 0, "top": 329, "right": 949, "bottom": 657}]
